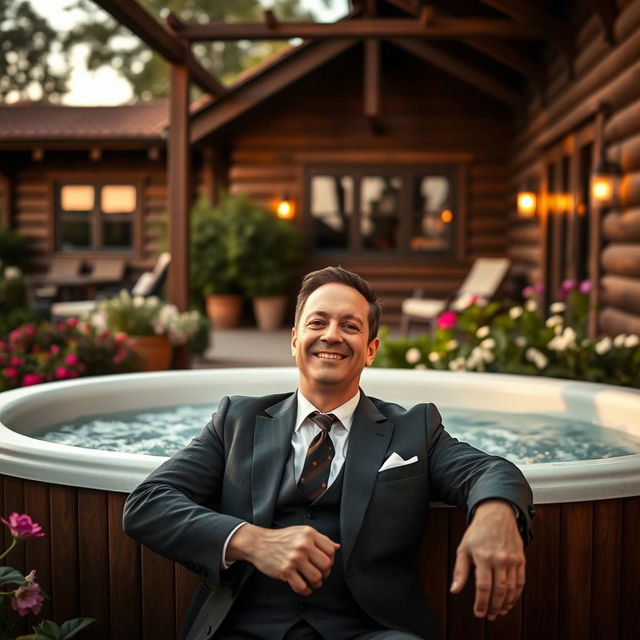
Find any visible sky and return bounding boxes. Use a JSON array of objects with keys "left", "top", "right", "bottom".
[{"left": 27, "top": 0, "right": 348, "bottom": 105}]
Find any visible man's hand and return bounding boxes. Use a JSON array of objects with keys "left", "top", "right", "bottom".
[
  {"left": 226, "top": 524, "right": 340, "bottom": 596},
  {"left": 450, "top": 500, "right": 525, "bottom": 621}
]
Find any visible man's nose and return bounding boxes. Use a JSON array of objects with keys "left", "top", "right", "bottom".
[{"left": 321, "top": 320, "right": 343, "bottom": 342}]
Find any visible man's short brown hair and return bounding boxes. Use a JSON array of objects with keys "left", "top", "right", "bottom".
[{"left": 294, "top": 266, "right": 382, "bottom": 342}]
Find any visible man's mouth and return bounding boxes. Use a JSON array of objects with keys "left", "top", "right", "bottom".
[{"left": 313, "top": 351, "right": 348, "bottom": 360}]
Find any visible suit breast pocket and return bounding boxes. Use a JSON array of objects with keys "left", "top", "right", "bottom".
[{"left": 376, "top": 462, "right": 422, "bottom": 484}]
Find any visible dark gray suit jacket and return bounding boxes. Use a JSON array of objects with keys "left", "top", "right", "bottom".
[{"left": 123, "top": 391, "right": 534, "bottom": 639}]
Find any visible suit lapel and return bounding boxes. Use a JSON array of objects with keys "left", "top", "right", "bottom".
[
  {"left": 251, "top": 393, "right": 297, "bottom": 527},
  {"left": 340, "top": 393, "right": 394, "bottom": 564}
]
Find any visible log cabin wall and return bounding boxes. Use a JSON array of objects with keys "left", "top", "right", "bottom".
[
  {"left": 509, "top": 0, "right": 640, "bottom": 335},
  {"left": 216, "top": 42, "right": 515, "bottom": 326}
]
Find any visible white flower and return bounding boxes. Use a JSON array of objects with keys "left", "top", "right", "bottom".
[
  {"left": 146, "top": 296, "right": 161, "bottom": 308},
  {"left": 405, "top": 347, "right": 421, "bottom": 364},
  {"left": 595, "top": 337, "right": 612, "bottom": 355},
  {"left": 414, "top": 363, "right": 426, "bottom": 370},
  {"left": 613, "top": 334, "right": 626, "bottom": 348},
  {"left": 3, "top": 266, "right": 21, "bottom": 279},
  {"left": 545, "top": 315, "right": 564, "bottom": 328},
  {"left": 476, "top": 326, "right": 490, "bottom": 339},
  {"left": 428, "top": 351, "right": 441, "bottom": 363},
  {"left": 448, "top": 357, "right": 467, "bottom": 372},
  {"left": 624, "top": 334, "right": 640, "bottom": 348},
  {"left": 515, "top": 336, "right": 527, "bottom": 348},
  {"left": 549, "top": 302, "right": 566, "bottom": 314},
  {"left": 526, "top": 347, "right": 548, "bottom": 370},
  {"left": 562, "top": 327, "right": 577, "bottom": 346},
  {"left": 525, "top": 299, "right": 537, "bottom": 312},
  {"left": 133, "top": 296, "right": 145, "bottom": 307},
  {"left": 445, "top": 339, "right": 458, "bottom": 351},
  {"left": 480, "top": 338, "right": 495, "bottom": 350},
  {"left": 509, "top": 306, "right": 523, "bottom": 319}
]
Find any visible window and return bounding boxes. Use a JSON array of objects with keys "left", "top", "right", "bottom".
[
  {"left": 56, "top": 183, "right": 137, "bottom": 252},
  {"left": 306, "top": 166, "right": 458, "bottom": 256}
]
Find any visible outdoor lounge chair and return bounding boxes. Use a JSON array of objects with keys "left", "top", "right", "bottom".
[
  {"left": 50, "top": 252, "right": 171, "bottom": 319},
  {"left": 400, "top": 257, "right": 511, "bottom": 335},
  {"left": 31, "top": 256, "right": 83, "bottom": 299}
]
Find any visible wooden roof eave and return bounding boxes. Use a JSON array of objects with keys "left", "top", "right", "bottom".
[{"left": 189, "top": 39, "right": 359, "bottom": 144}]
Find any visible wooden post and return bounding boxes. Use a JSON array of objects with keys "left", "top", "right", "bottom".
[
  {"left": 0, "top": 172, "right": 11, "bottom": 228},
  {"left": 363, "top": 38, "right": 381, "bottom": 120},
  {"left": 168, "top": 62, "right": 191, "bottom": 368}
]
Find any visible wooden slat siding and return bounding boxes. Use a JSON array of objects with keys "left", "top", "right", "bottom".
[
  {"left": 107, "top": 493, "right": 141, "bottom": 640},
  {"left": 420, "top": 506, "right": 450, "bottom": 637},
  {"left": 590, "top": 499, "right": 622, "bottom": 640},
  {"left": 174, "top": 565, "right": 200, "bottom": 638},
  {"left": 141, "top": 547, "right": 176, "bottom": 640},
  {"left": 601, "top": 275, "right": 640, "bottom": 315},
  {"left": 601, "top": 245, "right": 640, "bottom": 277},
  {"left": 620, "top": 496, "right": 640, "bottom": 639},
  {"left": 446, "top": 508, "right": 485, "bottom": 639},
  {"left": 24, "top": 481, "right": 52, "bottom": 620},
  {"left": 522, "top": 504, "right": 560, "bottom": 640},
  {"left": 620, "top": 170, "right": 640, "bottom": 208},
  {"left": 78, "top": 488, "right": 111, "bottom": 640},
  {"left": 603, "top": 208, "right": 640, "bottom": 242},
  {"left": 611, "top": 132, "right": 640, "bottom": 172},
  {"left": 606, "top": 100, "right": 640, "bottom": 143},
  {"left": 49, "top": 484, "right": 80, "bottom": 626},
  {"left": 558, "top": 502, "right": 593, "bottom": 640},
  {"left": 599, "top": 306, "right": 640, "bottom": 335}
]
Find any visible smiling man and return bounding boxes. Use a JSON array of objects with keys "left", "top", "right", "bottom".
[{"left": 123, "top": 266, "right": 534, "bottom": 640}]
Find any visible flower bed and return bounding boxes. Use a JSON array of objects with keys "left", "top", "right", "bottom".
[{"left": 375, "top": 280, "right": 640, "bottom": 389}]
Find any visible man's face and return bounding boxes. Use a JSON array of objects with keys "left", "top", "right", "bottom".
[{"left": 291, "top": 283, "right": 379, "bottom": 398}]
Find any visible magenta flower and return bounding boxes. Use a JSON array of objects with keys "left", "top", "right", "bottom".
[
  {"left": 66, "top": 317, "right": 79, "bottom": 327},
  {"left": 437, "top": 311, "right": 458, "bottom": 330},
  {"left": 65, "top": 353, "right": 79, "bottom": 366},
  {"left": 55, "top": 366, "right": 69, "bottom": 379},
  {"left": 533, "top": 283, "right": 545, "bottom": 294},
  {"left": 23, "top": 325, "right": 36, "bottom": 336},
  {"left": 9, "top": 356, "right": 22, "bottom": 367},
  {"left": 10, "top": 582, "right": 44, "bottom": 617},
  {"left": 579, "top": 280, "right": 591, "bottom": 293},
  {"left": 3, "top": 367, "right": 19, "bottom": 379},
  {"left": 1, "top": 513, "right": 45, "bottom": 539},
  {"left": 22, "top": 373, "right": 44, "bottom": 386},
  {"left": 9, "top": 329, "right": 22, "bottom": 343},
  {"left": 50, "top": 345, "right": 60, "bottom": 354}
]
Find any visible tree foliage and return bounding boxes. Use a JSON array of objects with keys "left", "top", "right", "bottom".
[
  {"left": 68, "top": 0, "right": 321, "bottom": 100},
  {"left": 0, "top": 0, "right": 70, "bottom": 102}
]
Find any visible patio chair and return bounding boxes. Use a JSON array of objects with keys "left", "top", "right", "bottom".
[
  {"left": 50, "top": 252, "right": 171, "bottom": 320},
  {"left": 32, "top": 257, "right": 83, "bottom": 299},
  {"left": 400, "top": 257, "right": 511, "bottom": 335}
]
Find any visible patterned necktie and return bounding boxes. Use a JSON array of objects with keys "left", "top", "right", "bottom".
[{"left": 298, "top": 411, "right": 339, "bottom": 501}]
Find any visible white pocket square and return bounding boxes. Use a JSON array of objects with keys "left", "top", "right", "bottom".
[{"left": 378, "top": 452, "right": 418, "bottom": 472}]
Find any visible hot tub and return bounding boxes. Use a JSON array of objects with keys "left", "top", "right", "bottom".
[{"left": 1, "top": 369, "right": 639, "bottom": 640}]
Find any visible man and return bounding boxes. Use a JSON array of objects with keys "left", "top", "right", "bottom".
[{"left": 123, "top": 267, "right": 534, "bottom": 640}]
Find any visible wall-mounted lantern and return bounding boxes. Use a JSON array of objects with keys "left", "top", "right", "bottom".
[
  {"left": 591, "top": 160, "right": 621, "bottom": 209},
  {"left": 440, "top": 209, "right": 453, "bottom": 223},
  {"left": 517, "top": 191, "right": 537, "bottom": 218},
  {"left": 276, "top": 191, "right": 294, "bottom": 219}
]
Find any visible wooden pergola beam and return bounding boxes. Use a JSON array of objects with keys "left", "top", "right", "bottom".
[
  {"left": 390, "top": 37, "right": 525, "bottom": 110},
  {"left": 581, "top": 0, "right": 618, "bottom": 44},
  {"left": 364, "top": 38, "right": 381, "bottom": 119},
  {"left": 92, "top": 0, "right": 225, "bottom": 96},
  {"left": 170, "top": 17, "right": 547, "bottom": 41}
]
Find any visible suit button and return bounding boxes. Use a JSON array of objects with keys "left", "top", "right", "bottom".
[
  {"left": 306, "top": 509, "right": 317, "bottom": 520},
  {"left": 297, "top": 603, "right": 307, "bottom": 613}
]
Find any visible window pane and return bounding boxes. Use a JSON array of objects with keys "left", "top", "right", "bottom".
[
  {"left": 60, "top": 218, "right": 91, "bottom": 250},
  {"left": 311, "top": 175, "right": 353, "bottom": 249},
  {"left": 410, "top": 175, "right": 454, "bottom": 252},
  {"left": 103, "top": 220, "right": 133, "bottom": 249},
  {"left": 361, "top": 176, "right": 401, "bottom": 251},
  {"left": 60, "top": 185, "right": 94, "bottom": 212},
  {"left": 102, "top": 185, "right": 137, "bottom": 214}
]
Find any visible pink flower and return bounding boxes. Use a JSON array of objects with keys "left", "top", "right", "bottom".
[
  {"left": 3, "top": 367, "right": 19, "bottom": 379},
  {"left": 558, "top": 279, "right": 577, "bottom": 299},
  {"left": 115, "top": 332, "right": 128, "bottom": 344},
  {"left": 55, "top": 366, "right": 70, "bottom": 379},
  {"left": 66, "top": 317, "right": 79, "bottom": 328},
  {"left": 579, "top": 280, "right": 591, "bottom": 293},
  {"left": 22, "top": 373, "right": 44, "bottom": 386},
  {"left": 9, "top": 356, "right": 22, "bottom": 367},
  {"left": 23, "top": 325, "right": 36, "bottom": 336},
  {"left": 1, "top": 513, "right": 45, "bottom": 539},
  {"left": 9, "top": 329, "right": 22, "bottom": 343},
  {"left": 437, "top": 311, "right": 458, "bottom": 330},
  {"left": 10, "top": 582, "right": 44, "bottom": 617},
  {"left": 50, "top": 345, "right": 60, "bottom": 354},
  {"left": 65, "top": 353, "right": 79, "bottom": 366}
]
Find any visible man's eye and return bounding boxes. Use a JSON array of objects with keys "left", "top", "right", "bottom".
[
  {"left": 308, "top": 319, "right": 325, "bottom": 327},
  {"left": 343, "top": 323, "right": 360, "bottom": 332}
]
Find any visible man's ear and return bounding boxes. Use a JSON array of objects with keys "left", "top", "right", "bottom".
[
  {"left": 366, "top": 336, "right": 380, "bottom": 366},
  {"left": 291, "top": 326, "right": 297, "bottom": 357}
]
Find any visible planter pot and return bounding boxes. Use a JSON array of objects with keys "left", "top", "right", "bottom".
[
  {"left": 128, "top": 335, "right": 173, "bottom": 371},
  {"left": 253, "top": 295, "right": 288, "bottom": 331},
  {"left": 205, "top": 294, "right": 243, "bottom": 329}
]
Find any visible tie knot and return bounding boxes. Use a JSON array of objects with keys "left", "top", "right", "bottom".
[{"left": 309, "top": 411, "right": 338, "bottom": 433}]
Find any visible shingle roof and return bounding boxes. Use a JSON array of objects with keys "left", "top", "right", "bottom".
[{"left": 0, "top": 101, "right": 169, "bottom": 141}]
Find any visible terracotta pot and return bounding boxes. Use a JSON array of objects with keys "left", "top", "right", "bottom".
[
  {"left": 205, "top": 294, "right": 244, "bottom": 329},
  {"left": 128, "top": 335, "right": 173, "bottom": 371},
  {"left": 253, "top": 295, "right": 288, "bottom": 331}
]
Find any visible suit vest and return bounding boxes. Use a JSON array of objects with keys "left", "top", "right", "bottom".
[{"left": 219, "top": 450, "right": 382, "bottom": 639}]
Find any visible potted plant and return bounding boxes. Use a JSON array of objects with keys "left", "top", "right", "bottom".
[
  {"left": 235, "top": 202, "right": 305, "bottom": 331},
  {"left": 90, "top": 291, "right": 202, "bottom": 371},
  {"left": 189, "top": 196, "right": 244, "bottom": 329}
]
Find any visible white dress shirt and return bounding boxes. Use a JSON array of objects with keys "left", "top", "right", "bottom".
[{"left": 221, "top": 389, "right": 361, "bottom": 568}]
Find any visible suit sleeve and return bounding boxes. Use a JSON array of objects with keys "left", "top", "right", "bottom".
[
  {"left": 425, "top": 402, "right": 535, "bottom": 545},
  {"left": 122, "top": 396, "right": 245, "bottom": 582}
]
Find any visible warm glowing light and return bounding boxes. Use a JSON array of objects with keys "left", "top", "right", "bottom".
[
  {"left": 440, "top": 209, "right": 453, "bottom": 223},
  {"left": 517, "top": 192, "right": 536, "bottom": 217},
  {"left": 592, "top": 176, "right": 613, "bottom": 203},
  {"left": 277, "top": 198, "right": 294, "bottom": 219},
  {"left": 591, "top": 161, "right": 620, "bottom": 208},
  {"left": 61, "top": 185, "right": 94, "bottom": 211}
]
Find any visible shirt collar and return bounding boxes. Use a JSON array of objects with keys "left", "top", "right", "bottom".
[{"left": 294, "top": 389, "right": 361, "bottom": 433}]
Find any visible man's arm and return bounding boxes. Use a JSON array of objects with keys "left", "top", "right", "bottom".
[{"left": 425, "top": 403, "right": 534, "bottom": 621}]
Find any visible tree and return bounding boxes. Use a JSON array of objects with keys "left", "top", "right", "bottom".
[
  {"left": 0, "top": 0, "right": 70, "bottom": 102},
  {"left": 68, "top": 0, "right": 324, "bottom": 100}
]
